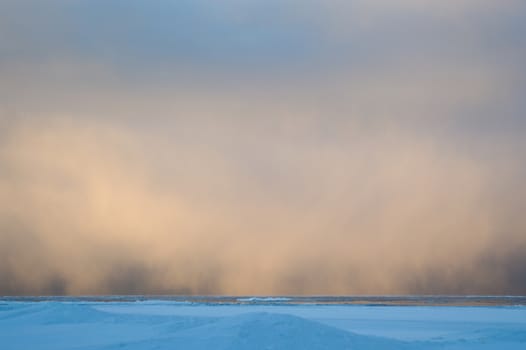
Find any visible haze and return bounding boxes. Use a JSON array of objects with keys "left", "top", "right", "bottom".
[{"left": 1, "top": 0, "right": 525, "bottom": 295}]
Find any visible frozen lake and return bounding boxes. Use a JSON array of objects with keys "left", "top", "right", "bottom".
[{"left": 1, "top": 297, "right": 525, "bottom": 349}]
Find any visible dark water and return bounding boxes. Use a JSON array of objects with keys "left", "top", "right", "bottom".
[{"left": 1, "top": 295, "right": 525, "bottom": 306}]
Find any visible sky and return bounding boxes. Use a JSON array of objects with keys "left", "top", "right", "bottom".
[{"left": 1, "top": 0, "right": 526, "bottom": 295}]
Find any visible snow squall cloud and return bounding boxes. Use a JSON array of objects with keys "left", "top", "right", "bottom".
[{"left": 1, "top": 0, "right": 526, "bottom": 295}]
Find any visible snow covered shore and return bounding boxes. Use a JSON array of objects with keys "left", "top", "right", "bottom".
[{"left": 1, "top": 301, "right": 525, "bottom": 349}]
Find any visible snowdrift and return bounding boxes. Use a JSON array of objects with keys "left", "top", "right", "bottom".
[{"left": 1, "top": 301, "right": 525, "bottom": 349}]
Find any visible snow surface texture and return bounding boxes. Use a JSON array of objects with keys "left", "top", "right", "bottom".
[{"left": 1, "top": 301, "right": 525, "bottom": 349}]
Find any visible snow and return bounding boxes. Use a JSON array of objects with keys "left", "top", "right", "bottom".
[
  {"left": 236, "top": 297, "right": 292, "bottom": 302},
  {"left": 1, "top": 301, "right": 525, "bottom": 349}
]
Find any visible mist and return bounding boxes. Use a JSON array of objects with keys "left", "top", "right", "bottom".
[{"left": 1, "top": 0, "right": 525, "bottom": 295}]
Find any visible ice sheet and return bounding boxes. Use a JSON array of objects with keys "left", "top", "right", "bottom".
[{"left": 1, "top": 301, "right": 525, "bottom": 349}]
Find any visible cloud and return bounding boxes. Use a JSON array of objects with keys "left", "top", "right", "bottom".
[
  {"left": 1, "top": 100, "right": 525, "bottom": 295},
  {"left": 0, "top": 0, "right": 525, "bottom": 295}
]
